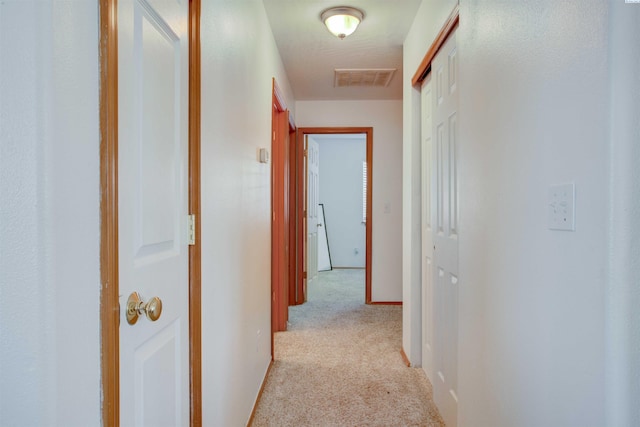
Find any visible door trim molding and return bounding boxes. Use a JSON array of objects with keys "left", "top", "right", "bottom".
[
  {"left": 271, "top": 79, "right": 291, "bottom": 349},
  {"left": 188, "top": 0, "right": 202, "bottom": 424},
  {"left": 295, "top": 127, "right": 373, "bottom": 304},
  {"left": 98, "top": 0, "right": 202, "bottom": 425},
  {"left": 411, "top": 3, "right": 459, "bottom": 86},
  {"left": 288, "top": 126, "right": 297, "bottom": 306},
  {"left": 99, "top": 0, "right": 119, "bottom": 424}
]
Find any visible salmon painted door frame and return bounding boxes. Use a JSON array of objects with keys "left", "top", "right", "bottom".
[
  {"left": 271, "top": 79, "right": 293, "bottom": 352},
  {"left": 288, "top": 125, "right": 297, "bottom": 306},
  {"left": 295, "top": 128, "right": 373, "bottom": 304}
]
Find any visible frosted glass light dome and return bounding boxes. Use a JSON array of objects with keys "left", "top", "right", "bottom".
[{"left": 321, "top": 7, "right": 365, "bottom": 40}]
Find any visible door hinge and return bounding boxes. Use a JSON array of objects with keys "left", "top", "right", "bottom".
[{"left": 188, "top": 214, "right": 196, "bottom": 246}]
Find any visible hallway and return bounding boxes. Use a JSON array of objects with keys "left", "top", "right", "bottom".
[
  {"left": 3, "top": 1, "right": 640, "bottom": 425},
  {"left": 251, "top": 270, "right": 444, "bottom": 426}
]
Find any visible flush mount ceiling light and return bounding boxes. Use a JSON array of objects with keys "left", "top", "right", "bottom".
[{"left": 320, "top": 6, "right": 365, "bottom": 40}]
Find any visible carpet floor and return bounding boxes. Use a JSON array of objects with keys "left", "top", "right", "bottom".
[{"left": 251, "top": 269, "right": 445, "bottom": 427}]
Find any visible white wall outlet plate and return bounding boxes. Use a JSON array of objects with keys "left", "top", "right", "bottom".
[{"left": 548, "top": 183, "right": 575, "bottom": 231}]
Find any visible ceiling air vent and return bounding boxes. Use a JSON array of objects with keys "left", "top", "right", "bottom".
[{"left": 334, "top": 68, "right": 397, "bottom": 88}]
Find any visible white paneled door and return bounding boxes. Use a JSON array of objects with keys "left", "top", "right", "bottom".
[
  {"left": 421, "top": 72, "right": 434, "bottom": 379},
  {"left": 431, "top": 29, "right": 459, "bottom": 427},
  {"left": 307, "top": 136, "right": 320, "bottom": 286},
  {"left": 118, "top": 0, "right": 190, "bottom": 425}
]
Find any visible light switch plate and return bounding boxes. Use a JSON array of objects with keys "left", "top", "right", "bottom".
[
  {"left": 548, "top": 183, "right": 575, "bottom": 231},
  {"left": 259, "top": 148, "right": 270, "bottom": 163}
]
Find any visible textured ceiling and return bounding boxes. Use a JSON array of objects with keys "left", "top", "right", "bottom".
[{"left": 263, "top": 0, "right": 422, "bottom": 101}]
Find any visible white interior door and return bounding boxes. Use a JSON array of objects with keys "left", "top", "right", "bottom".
[
  {"left": 307, "top": 137, "right": 319, "bottom": 284},
  {"left": 118, "top": 0, "right": 190, "bottom": 425},
  {"left": 421, "top": 72, "right": 434, "bottom": 379},
  {"left": 432, "top": 29, "right": 459, "bottom": 427}
]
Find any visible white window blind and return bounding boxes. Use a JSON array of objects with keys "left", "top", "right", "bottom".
[{"left": 362, "top": 160, "right": 367, "bottom": 223}]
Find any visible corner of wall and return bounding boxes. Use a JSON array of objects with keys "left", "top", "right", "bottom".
[{"left": 606, "top": 2, "right": 640, "bottom": 425}]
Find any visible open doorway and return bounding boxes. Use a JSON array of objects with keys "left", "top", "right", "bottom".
[
  {"left": 311, "top": 133, "right": 366, "bottom": 273},
  {"left": 294, "top": 127, "right": 373, "bottom": 304}
]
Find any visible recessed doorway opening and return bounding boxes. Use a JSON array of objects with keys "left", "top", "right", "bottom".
[{"left": 295, "top": 127, "right": 373, "bottom": 304}]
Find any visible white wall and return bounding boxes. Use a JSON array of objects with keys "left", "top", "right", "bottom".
[
  {"left": 607, "top": 2, "right": 640, "bottom": 425},
  {"left": 402, "top": 0, "right": 458, "bottom": 367},
  {"left": 200, "top": 1, "right": 294, "bottom": 425},
  {"left": 457, "top": 3, "right": 608, "bottom": 425},
  {"left": 296, "top": 100, "right": 403, "bottom": 302},
  {"left": 315, "top": 136, "right": 366, "bottom": 268},
  {"left": 404, "top": 0, "right": 638, "bottom": 425},
  {"left": 0, "top": 1, "right": 101, "bottom": 426}
]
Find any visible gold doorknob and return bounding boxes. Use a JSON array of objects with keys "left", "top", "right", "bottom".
[{"left": 126, "top": 292, "right": 163, "bottom": 325}]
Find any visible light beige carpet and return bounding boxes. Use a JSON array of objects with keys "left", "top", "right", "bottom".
[{"left": 251, "top": 269, "right": 445, "bottom": 427}]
